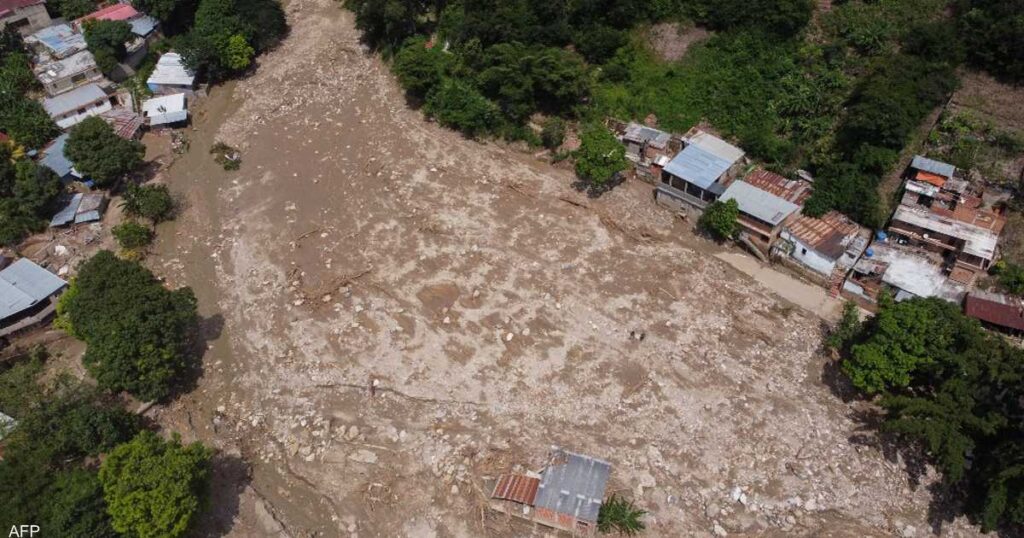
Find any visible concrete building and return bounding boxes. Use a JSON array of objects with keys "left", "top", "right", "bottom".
[
  {"left": 42, "top": 82, "right": 112, "bottom": 129},
  {"left": 844, "top": 242, "right": 967, "bottom": 304},
  {"left": 25, "top": 23, "right": 87, "bottom": 60},
  {"left": 718, "top": 168, "right": 810, "bottom": 255},
  {"left": 656, "top": 128, "right": 745, "bottom": 210},
  {"left": 490, "top": 447, "right": 612, "bottom": 536},
  {"left": 776, "top": 210, "right": 870, "bottom": 294},
  {"left": 142, "top": 92, "right": 187, "bottom": 127},
  {"left": 33, "top": 50, "right": 104, "bottom": 97},
  {"left": 0, "top": 0, "right": 50, "bottom": 35},
  {"left": 0, "top": 258, "right": 67, "bottom": 338}
]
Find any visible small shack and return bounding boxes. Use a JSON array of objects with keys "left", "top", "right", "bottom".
[
  {"left": 490, "top": 447, "right": 611, "bottom": 536},
  {"left": 0, "top": 258, "right": 67, "bottom": 338},
  {"left": 38, "top": 133, "right": 86, "bottom": 184},
  {"left": 142, "top": 92, "right": 187, "bottom": 127},
  {"left": 146, "top": 52, "right": 195, "bottom": 95},
  {"left": 49, "top": 192, "right": 107, "bottom": 227},
  {"left": 964, "top": 291, "right": 1024, "bottom": 335}
]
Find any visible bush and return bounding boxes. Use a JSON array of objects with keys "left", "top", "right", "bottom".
[
  {"left": 424, "top": 78, "right": 501, "bottom": 137},
  {"left": 540, "top": 117, "right": 566, "bottom": 150},
  {"left": 210, "top": 142, "right": 241, "bottom": 170},
  {"left": 699, "top": 199, "right": 740, "bottom": 241},
  {"left": 573, "top": 123, "right": 627, "bottom": 186},
  {"left": 112, "top": 221, "right": 153, "bottom": 250},
  {"left": 83, "top": 20, "right": 134, "bottom": 76},
  {"left": 99, "top": 431, "right": 212, "bottom": 538},
  {"left": 121, "top": 184, "right": 175, "bottom": 222},
  {"left": 598, "top": 494, "right": 647, "bottom": 535},
  {"left": 60, "top": 251, "right": 198, "bottom": 401},
  {"left": 0, "top": 146, "right": 62, "bottom": 246},
  {"left": 393, "top": 37, "right": 449, "bottom": 98}
]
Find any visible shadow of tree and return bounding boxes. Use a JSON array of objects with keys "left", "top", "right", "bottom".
[
  {"left": 571, "top": 173, "right": 625, "bottom": 199},
  {"left": 172, "top": 313, "right": 223, "bottom": 400},
  {"left": 192, "top": 452, "right": 252, "bottom": 538}
]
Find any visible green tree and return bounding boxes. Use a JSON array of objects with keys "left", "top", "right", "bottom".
[
  {"left": 346, "top": 0, "right": 431, "bottom": 54},
  {"left": 43, "top": 470, "right": 120, "bottom": 538},
  {"left": 223, "top": 33, "right": 255, "bottom": 70},
  {"left": 393, "top": 36, "right": 449, "bottom": 98},
  {"left": 65, "top": 117, "right": 145, "bottom": 188},
  {"left": 99, "top": 431, "right": 212, "bottom": 538},
  {"left": 0, "top": 145, "right": 61, "bottom": 246},
  {"left": 540, "top": 117, "right": 565, "bottom": 150},
  {"left": 52, "top": 0, "right": 100, "bottom": 19},
  {"left": 0, "top": 48, "right": 60, "bottom": 148},
  {"left": 827, "top": 301, "right": 861, "bottom": 352},
  {"left": 573, "top": 123, "right": 626, "bottom": 185},
  {"left": 113, "top": 221, "right": 153, "bottom": 250},
  {"left": 958, "top": 0, "right": 1024, "bottom": 84},
  {"left": 598, "top": 494, "right": 646, "bottom": 535},
  {"left": 121, "top": 183, "right": 176, "bottom": 222},
  {"left": 133, "top": 0, "right": 199, "bottom": 34},
  {"left": 699, "top": 199, "right": 740, "bottom": 241},
  {"left": 83, "top": 20, "right": 134, "bottom": 75},
  {"left": 702, "top": 0, "right": 815, "bottom": 37},
  {"left": 60, "top": 251, "right": 199, "bottom": 401},
  {"left": 424, "top": 78, "right": 500, "bottom": 137}
]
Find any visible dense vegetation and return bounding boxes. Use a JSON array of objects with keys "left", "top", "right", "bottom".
[
  {"left": 0, "top": 141, "right": 62, "bottom": 245},
  {"left": 0, "top": 350, "right": 141, "bottom": 538},
  {"left": 83, "top": 20, "right": 135, "bottom": 76},
  {"left": 100, "top": 431, "right": 212, "bottom": 538},
  {"left": 351, "top": 0, "right": 1023, "bottom": 224},
  {"left": 833, "top": 296, "right": 1024, "bottom": 532},
  {"left": 0, "top": 29, "right": 60, "bottom": 149},
  {"left": 66, "top": 117, "right": 146, "bottom": 188},
  {"left": 122, "top": 183, "right": 176, "bottom": 222},
  {"left": 699, "top": 199, "right": 739, "bottom": 241},
  {"left": 57, "top": 251, "right": 199, "bottom": 401}
]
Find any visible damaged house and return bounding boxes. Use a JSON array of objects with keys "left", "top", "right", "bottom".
[
  {"left": 619, "top": 122, "right": 676, "bottom": 182},
  {"left": 775, "top": 210, "right": 870, "bottom": 293},
  {"left": 490, "top": 447, "right": 612, "bottom": 536}
]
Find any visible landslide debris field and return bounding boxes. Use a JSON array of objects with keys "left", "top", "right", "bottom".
[{"left": 148, "top": 1, "right": 982, "bottom": 536}]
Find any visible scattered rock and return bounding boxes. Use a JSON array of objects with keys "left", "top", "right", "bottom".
[{"left": 348, "top": 449, "right": 378, "bottom": 465}]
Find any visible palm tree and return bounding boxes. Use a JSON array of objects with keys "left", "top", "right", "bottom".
[{"left": 598, "top": 494, "right": 646, "bottom": 535}]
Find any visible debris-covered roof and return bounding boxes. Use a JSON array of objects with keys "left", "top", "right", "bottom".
[
  {"left": 33, "top": 49, "right": 97, "bottom": 85},
  {"left": 26, "top": 23, "right": 87, "bottom": 59},
  {"left": 147, "top": 52, "right": 195, "bottom": 87},
  {"left": 534, "top": 447, "right": 610, "bottom": 524},
  {"left": 622, "top": 123, "right": 671, "bottom": 149},
  {"left": 142, "top": 92, "right": 187, "bottom": 125},
  {"left": 869, "top": 243, "right": 966, "bottom": 302},
  {"left": 42, "top": 82, "right": 107, "bottom": 117},
  {"left": 965, "top": 291, "right": 1024, "bottom": 332},
  {"left": 100, "top": 107, "right": 143, "bottom": 139},
  {"left": 910, "top": 155, "right": 955, "bottom": 180},
  {"left": 891, "top": 205, "right": 999, "bottom": 260},
  {"left": 784, "top": 210, "right": 865, "bottom": 260},
  {"left": 492, "top": 473, "right": 540, "bottom": 505},
  {"left": 0, "top": 258, "right": 67, "bottom": 321},
  {"left": 720, "top": 180, "right": 800, "bottom": 227}
]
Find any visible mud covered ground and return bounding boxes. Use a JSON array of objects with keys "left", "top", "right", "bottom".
[{"left": 144, "top": 1, "right": 984, "bottom": 536}]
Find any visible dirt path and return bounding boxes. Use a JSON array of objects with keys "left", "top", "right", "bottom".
[{"left": 145, "top": 1, "right": 983, "bottom": 536}]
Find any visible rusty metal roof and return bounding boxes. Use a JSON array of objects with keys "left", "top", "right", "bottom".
[
  {"left": 965, "top": 291, "right": 1024, "bottom": 332},
  {"left": 492, "top": 473, "right": 540, "bottom": 505},
  {"left": 784, "top": 211, "right": 864, "bottom": 260},
  {"left": 742, "top": 168, "right": 811, "bottom": 204}
]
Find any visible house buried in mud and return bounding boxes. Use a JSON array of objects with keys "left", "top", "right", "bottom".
[{"left": 490, "top": 447, "right": 611, "bottom": 536}]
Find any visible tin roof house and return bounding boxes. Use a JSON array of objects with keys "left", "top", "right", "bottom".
[
  {"left": 655, "top": 128, "right": 746, "bottom": 212},
  {"left": 776, "top": 210, "right": 870, "bottom": 294},
  {"left": 490, "top": 447, "right": 612, "bottom": 536},
  {"left": 619, "top": 123, "right": 677, "bottom": 183},
  {"left": 146, "top": 52, "right": 195, "bottom": 94},
  {"left": 42, "top": 82, "right": 112, "bottom": 129},
  {"left": 33, "top": 49, "right": 104, "bottom": 97},
  {"left": 49, "top": 192, "right": 107, "bottom": 227},
  {"left": 38, "top": 133, "right": 85, "bottom": 184},
  {"left": 25, "top": 23, "right": 87, "bottom": 60},
  {"left": 718, "top": 168, "right": 810, "bottom": 255},
  {"left": 0, "top": 258, "right": 67, "bottom": 338},
  {"left": 142, "top": 92, "right": 187, "bottom": 127},
  {"left": 964, "top": 291, "right": 1024, "bottom": 335}
]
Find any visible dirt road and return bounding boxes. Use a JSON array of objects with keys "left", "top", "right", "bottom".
[{"left": 148, "top": 1, "right": 981, "bottom": 536}]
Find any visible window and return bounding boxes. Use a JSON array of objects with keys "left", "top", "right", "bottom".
[{"left": 71, "top": 73, "right": 87, "bottom": 83}]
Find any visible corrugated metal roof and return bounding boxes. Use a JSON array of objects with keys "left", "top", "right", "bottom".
[
  {"left": 50, "top": 193, "right": 83, "bottom": 227},
  {"left": 42, "top": 82, "right": 107, "bottom": 116},
  {"left": 39, "top": 133, "right": 74, "bottom": 178},
  {"left": 0, "top": 259, "right": 66, "bottom": 321},
  {"left": 911, "top": 155, "right": 955, "bottom": 180},
  {"left": 689, "top": 131, "right": 745, "bottom": 163},
  {"left": 663, "top": 144, "right": 733, "bottom": 190},
  {"left": 623, "top": 123, "right": 671, "bottom": 149},
  {"left": 534, "top": 447, "right": 610, "bottom": 524},
  {"left": 147, "top": 53, "right": 195, "bottom": 87},
  {"left": 76, "top": 3, "right": 139, "bottom": 23},
  {"left": 965, "top": 291, "right": 1024, "bottom": 332},
  {"left": 492, "top": 473, "right": 540, "bottom": 505},
  {"left": 100, "top": 107, "right": 144, "bottom": 139},
  {"left": 784, "top": 211, "right": 864, "bottom": 260},
  {"left": 891, "top": 205, "right": 999, "bottom": 260},
  {"left": 720, "top": 180, "right": 800, "bottom": 226},
  {"left": 26, "top": 24, "right": 87, "bottom": 59},
  {"left": 129, "top": 15, "right": 158, "bottom": 37},
  {"left": 742, "top": 168, "right": 810, "bottom": 204}
]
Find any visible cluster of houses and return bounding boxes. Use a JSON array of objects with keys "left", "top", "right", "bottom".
[{"left": 617, "top": 121, "right": 1024, "bottom": 334}]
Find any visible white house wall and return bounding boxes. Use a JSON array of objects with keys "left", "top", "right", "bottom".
[
  {"left": 55, "top": 100, "right": 112, "bottom": 129},
  {"left": 783, "top": 232, "right": 836, "bottom": 276}
]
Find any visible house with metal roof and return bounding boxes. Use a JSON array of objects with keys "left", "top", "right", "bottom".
[
  {"left": 619, "top": 123, "right": 677, "bottom": 183},
  {"left": 38, "top": 133, "right": 84, "bottom": 183},
  {"left": 0, "top": 0, "right": 50, "bottom": 35},
  {"left": 25, "top": 23, "right": 87, "bottom": 60},
  {"left": 490, "top": 447, "right": 612, "bottom": 536},
  {"left": 0, "top": 258, "right": 67, "bottom": 338},
  {"left": 776, "top": 210, "right": 870, "bottom": 294},
  {"left": 33, "top": 49, "right": 104, "bottom": 97},
  {"left": 909, "top": 155, "right": 956, "bottom": 186},
  {"left": 656, "top": 128, "right": 745, "bottom": 211},
  {"left": 142, "top": 92, "right": 188, "bottom": 127},
  {"left": 964, "top": 291, "right": 1024, "bottom": 334},
  {"left": 100, "top": 107, "right": 144, "bottom": 139},
  {"left": 147, "top": 52, "right": 196, "bottom": 94},
  {"left": 42, "top": 82, "right": 112, "bottom": 129},
  {"left": 717, "top": 169, "right": 810, "bottom": 255},
  {"left": 49, "top": 192, "right": 107, "bottom": 227}
]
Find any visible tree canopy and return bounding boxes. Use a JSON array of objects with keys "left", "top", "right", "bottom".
[
  {"left": 699, "top": 199, "right": 740, "bottom": 241},
  {"left": 58, "top": 251, "right": 199, "bottom": 401},
  {"left": 179, "top": 0, "right": 286, "bottom": 80},
  {"left": 574, "top": 123, "right": 627, "bottom": 185},
  {"left": 65, "top": 117, "right": 145, "bottom": 188},
  {"left": 0, "top": 144, "right": 62, "bottom": 246},
  {"left": 83, "top": 20, "right": 134, "bottom": 75},
  {"left": 99, "top": 431, "right": 212, "bottom": 538},
  {"left": 0, "top": 29, "right": 60, "bottom": 149},
  {"left": 121, "top": 183, "right": 176, "bottom": 222},
  {"left": 834, "top": 297, "right": 1024, "bottom": 531}
]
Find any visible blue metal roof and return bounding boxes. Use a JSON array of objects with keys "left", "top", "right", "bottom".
[
  {"left": 663, "top": 144, "right": 734, "bottom": 190},
  {"left": 534, "top": 447, "right": 611, "bottom": 524},
  {"left": 0, "top": 259, "right": 67, "bottom": 321},
  {"left": 50, "top": 193, "right": 83, "bottom": 227},
  {"left": 39, "top": 133, "right": 73, "bottom": 179},
  {"left": 911, "top": 155, "right": 955, "bottom": 179},
  {"left": 28, "top": 24, "right": 86, "bottom": 58},
  {"left": 129, "top": 15, "right": 158, "bottom": 37}
]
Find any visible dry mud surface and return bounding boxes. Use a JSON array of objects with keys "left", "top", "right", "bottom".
[{"left": 149, "top": 1, "right": 983, "bottom": 536}]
